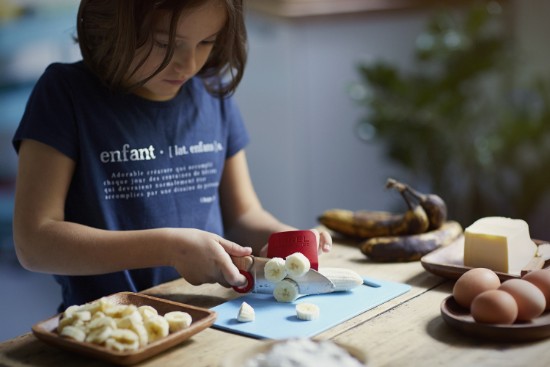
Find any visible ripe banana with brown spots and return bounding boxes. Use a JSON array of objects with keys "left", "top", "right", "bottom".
[
  {"left": 386, "top": 178, "right": 447, "bottom": 230},
  {"left": 318, "top": 205, "right": 429, "bottom": 239},
  {"left": 319, "top": 180, "right": 430, "bottom": 239},
  {"left": 360, "top": 220, "right": 463, "bottom": 262}
]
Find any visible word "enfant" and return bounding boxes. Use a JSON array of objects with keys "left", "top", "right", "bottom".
[{"left": 100, "top": 144, "right": 156, "bottom": 163}]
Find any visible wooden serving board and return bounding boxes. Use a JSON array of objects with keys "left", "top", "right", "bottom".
[{"left": 421, "top": 236, "right": 550, "bottom": 281}]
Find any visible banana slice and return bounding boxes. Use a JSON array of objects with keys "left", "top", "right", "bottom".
[
  {"left": 60, "top": 325, "right": 87, "bottom": 342},
  {"left": 57, "top": 315, "right": 80, "bottom": 333},
  {"left": 285, "top": 252, "right": 311, "bottom": 278},
  {"left": 104, "top": 304, "right": 138, "bottom": 320},
  {"left": 144, "top": 315, "right": 169, "bottom": 343},
  {"left": 105, "top": 329, "right": 140, "bottom": 352},
  {"left": 117, "top": 315, "right": 148, "bottom": 347},
  {"left": 73, "top": 310, "right": 92, "bottom": 322},
  {"left": 236, "top": 302, "right": 255, "bottom": 322},
  {"left": 296, "top": 303, "right": 320, "bottom": 321},
  {"left": 63, "top": 304, "right": 83, "bottom": 319},
  {"left": 164, "top": 311, "right": 193, "bottom": 332},
  {"left": 88, "top": 315, "right": 117, "bottom": 331},
  {"left": 85, "top": 325, "right": 113, "bottom": 344},
  {"left": 138, "top": 305, "right": 158, "bottom": 321},
  {"left": 273, "top": 279, "right": 300, "bottom": 302},
  {"left": 264, "top": 257, "right": 287, "bottom": 282}
]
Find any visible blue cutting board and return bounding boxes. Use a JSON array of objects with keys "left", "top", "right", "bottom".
[{"left": 211, "top": 277, "right": 410, "bottom": 340}]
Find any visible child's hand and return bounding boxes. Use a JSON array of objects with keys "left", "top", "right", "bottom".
[
  {"left": 311, "top": 228, "right": 332, "bottom": 254},
  {"left": 170, "top": 229, "right": 252, "bottom": 288}
]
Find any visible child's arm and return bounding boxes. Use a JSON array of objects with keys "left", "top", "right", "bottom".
[
  {"left": 13, "top": 139, "right": 250, "bottom": 287},
  {"left": 220, "top": 150, "right": 332, "bottom": 256}
]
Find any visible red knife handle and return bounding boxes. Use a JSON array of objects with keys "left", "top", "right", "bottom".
[
  {"left": 232, "top": 269, "right": 254, "bottom": 293},
  {"left": 267, "top": 230, "right": 319, "bottom": 270}
]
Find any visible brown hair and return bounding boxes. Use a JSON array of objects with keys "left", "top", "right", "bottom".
[{"left": 76, "top": 0, "right": 247, "bottom": 97}]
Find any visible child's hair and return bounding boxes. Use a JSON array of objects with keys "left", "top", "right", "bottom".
[{"left": 76, "top": 0, "right": 247, "bottom": 97}]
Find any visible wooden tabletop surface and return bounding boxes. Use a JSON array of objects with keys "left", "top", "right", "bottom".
[{"left": 1, "top": 239, "right": 549, "bottom": 366}]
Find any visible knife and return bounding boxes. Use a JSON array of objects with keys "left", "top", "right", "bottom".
[{"left": 231, "top": 255, "right": 336, "bottom": 296}]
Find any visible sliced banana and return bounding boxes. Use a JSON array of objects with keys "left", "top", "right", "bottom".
[
  {"left": 72, "top": 310, "right": 92, "bottom": 322},
  {"left": 104, "top": 304, "right": 137, "bottom": 319},
  {"left": 164, "top": 311, "right": 193, "bottom": 332},
  {"left": 85, "top": 325, "right": 113, "bottom": 344},
  {"left": 56, "top": 299, "right": 192, "bottom": 349},
  {"left": 236, "top": 302, "right": 255, "bottom": 322},
  {"left": 144, "top": 315, "right": 169, "bottom": 343},
  {"left": 105, "top": 329, "right": 140, "bottom": 352},
  {"left": 138, "top": 305, "right": 158, "bottom": 321},
  {"left": 88, "top": 315, "right": 117, "bottom": 331},
  {"left": 117, "top": 315, "right": 149, "bottom": 347},
  {"left": 264, "top": 257, "right": 287, "bottom": 282},
  {"left": 60, "top": 325, "right": 87, "bottom": 342},
  {"left": 296, "top": 303, "right": 320, "bottom": 321},
  {"left": 273, "top": 279, "right": 300, "bottom": 302},
  {"left": 62, "top": 304, "right": 83, "bottom": 319},
  {"left": 285, "top": 252, "right": 311, "bottom": 278}
]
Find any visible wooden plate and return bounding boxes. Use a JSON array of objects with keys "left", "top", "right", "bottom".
[
  {"left": 421, "top": 236, "right": 550, "bottom": 281},
  {"left": 440, "top": 296, "right": 550, "bottom": 342},
  {"left": 219, "top": 339, "right": 369, "bottom": 367},
  {"left": 32, "top": 292, "right": 217, "bottom": 365}
]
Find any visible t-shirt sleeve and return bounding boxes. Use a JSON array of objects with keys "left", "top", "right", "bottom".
[
  {"left": 222, "top": 95, "right": 249, "bottom": 159},
  {"left": 12, "top": 64, "right": 79, "bottom": 160}
]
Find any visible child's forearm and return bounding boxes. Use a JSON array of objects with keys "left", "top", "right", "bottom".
[{"left": 13, "top": 220, "right": 176, "bottom": 275}]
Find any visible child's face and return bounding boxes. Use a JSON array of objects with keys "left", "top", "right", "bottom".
[{"left": 129, "top": 0, "right": 227, "bottom": 101}]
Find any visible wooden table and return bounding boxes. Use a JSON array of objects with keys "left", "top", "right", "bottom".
[{"left": 1, "top": 240, "right": 549, "bottom": 366}]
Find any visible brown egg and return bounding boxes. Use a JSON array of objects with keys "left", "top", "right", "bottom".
[
  {"left": 453, "top": 268, "right": 501, "bottom": 309},
  {"left": 471, "top": 290, "right": 518, "bottom": 324},
  {"left": 523, "top": 269, "right": 550, "bottom": 310},
  {"left": 499, "top": 279, "right": 546, "bottom": 321}
]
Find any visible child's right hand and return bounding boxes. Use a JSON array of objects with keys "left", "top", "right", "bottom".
[{"left": 168, "top": 228, "right": 252, "bottom": 288}]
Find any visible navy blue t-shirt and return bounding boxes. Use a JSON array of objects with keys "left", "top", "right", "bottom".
[{"left": 13, "top": 62, "right": 249, "bottom": 310}]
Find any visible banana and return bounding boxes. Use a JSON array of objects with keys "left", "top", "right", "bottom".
[
  {"left": 360, "top": 220, "right": 463, "bottom": 262},
  {"left": 317, "top": 268, "right": 363, "bottom": 292},
  {"left": 285, "top": 252, "right": 311, "bottom": 278},
  {"left": 236, "top": 302, "right": 255, "bottom": 322},
  {"left": 57, "top": 315, "right": 83, "bottom": 333},
  {"left": 73, "top": 310, "right": 92, "bottom": 322},
  {"left": 319, "top": 205, "right": 429, "bottom": 240},
  {"left": 164, "top": 311, "right": 193, "bottom": 332},
  {"left": 105, "top": 329, "right": 140, "bottom": 352},
  {"left": 296, "top": 303, "right": 320, "bottom": 321},
  {"left": 63, "top": 304, "right": 83, "bottom": 319},
  {"left": 104, "top": 304, "right": 137, "bottom": 319},
  {"left": 264, "top": 257, "right": 287, "bottom": 282},
  {"left": 273, "top": 279, "right": 300, "bottom": 302},
  {"left": 117, "top": 315, "right": 149, "bottom": 347},
  {"left": 57, "top": 299, "right": 189, "bottom": 349},
  {"left": 138, "top": 305, "right": 158, "bottom": 321},
  {"left": 144, "top": 315, "right": 169, "bottom": 343},
  {"left": 60, "top": 325, "right": 87, "bottom": 342},
  {"left": 85, "top": 325, "right": 113, "bottom": 345},
  {"left": 88, "top": 315, "right": 117, "bottom": 331},
  {"left": 386, "top": 178, "right": 447, "bottom": 230}
]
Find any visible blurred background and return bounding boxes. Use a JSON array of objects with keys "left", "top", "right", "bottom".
[{"left": 1, "top": 0, "right": 549, "bottom": 342}]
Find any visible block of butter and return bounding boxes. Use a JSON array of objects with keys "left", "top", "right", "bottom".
[{"left": 463, "top": 216, "right": 538, "bottom": 275}]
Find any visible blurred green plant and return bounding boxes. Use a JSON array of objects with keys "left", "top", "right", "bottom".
[{"left": 352, "top": 1, "right": 550, "bottom": 227}]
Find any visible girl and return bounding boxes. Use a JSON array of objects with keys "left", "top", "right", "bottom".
[{"left": 12, "top": 0, "right": 331, "bottom": 311}]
